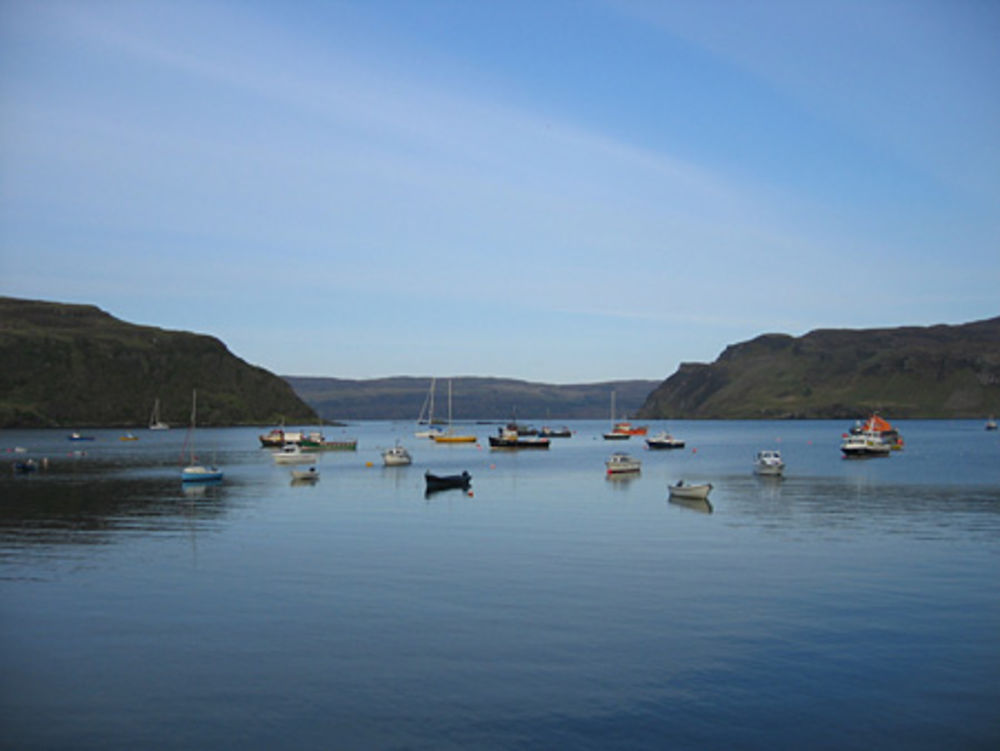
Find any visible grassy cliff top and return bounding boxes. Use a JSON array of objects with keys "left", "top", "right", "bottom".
[
  {"left": 638, "top": 317, "right": 1000, "bottom": 419},
  {"left": 0, "top": 297, "right": 318, "bottom": 427}
]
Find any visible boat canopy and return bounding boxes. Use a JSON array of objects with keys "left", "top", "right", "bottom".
[{"left": 864, "top": 415, "right": 894, "bottom": 432}]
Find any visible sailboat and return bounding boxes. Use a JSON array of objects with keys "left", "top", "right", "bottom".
[
  {"left": 149, "top": 398, "right": 170, "bottom": 430},
  {"left": 181, "top": 389, "right": 223, "bottom": 483},
  {"left": 414, "top": 377, "right": 443, "bottom": 439},
  {"left": 433, "top": 379, "right": 477, "bottom": 444},
  {"left": 603, "top": 390, "right": 630, "bottom": 440}
]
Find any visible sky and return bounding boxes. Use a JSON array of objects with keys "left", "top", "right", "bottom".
[{"left": 2, "top": 0, "right": 998, "bottom": 383}]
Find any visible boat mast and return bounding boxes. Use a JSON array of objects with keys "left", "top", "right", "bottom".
[
  {"left": 417, "top": 377, "right": 437, "bottom": 425},
  {"left": 189, "top": 389, "right": 197, "bottom": 464},
  {"left": 429, "top": 377, "right": 435, "bottom": 425}
]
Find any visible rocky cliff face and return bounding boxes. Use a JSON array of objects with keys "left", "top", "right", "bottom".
[
  {"left": 637, "top": 318, "right": 1000, "bottom": 419},
  {"left": 0, "top": 297, "right": 318, "bottom": 427}
]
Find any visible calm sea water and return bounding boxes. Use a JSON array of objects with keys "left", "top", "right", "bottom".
[{"left": 2, "top": 420, "right": 998, "bottom": 750}]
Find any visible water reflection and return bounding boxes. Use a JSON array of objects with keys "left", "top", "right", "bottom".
[
  {"left": 668, "top": 497, "right": 713, "bottom": 514},
  {"left": 0, "top": 472, "right": 231, "bottom": 560},
  {"left": 723, "top": 474, "right": 1000, "bottom": 541},
  {"left": 181, "top": 479, "right": 224, "bottom": 496},
  {"left": 605, "top": 472, "right": 640, "bottom": 489}
]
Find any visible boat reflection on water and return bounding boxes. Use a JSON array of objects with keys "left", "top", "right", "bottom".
[
  {"left": 181, "top": 478, "right": 223, "bottom": 497},
  {"left": 605, "top": 472, "right": 639, "bottom": 488},
  {"left": 668, "top": 496, "right": 713, "bottom": 514}
]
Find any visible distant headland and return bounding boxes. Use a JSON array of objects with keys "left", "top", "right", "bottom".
[
  {"left": 636, "top": 317, "right": 1000, "bottom": 419},
  {"left": 0, "top": 297, "right": 317, "bottom": 428},
  {"left": 2, "top": 296, "right": 996, "bottom": 426}
]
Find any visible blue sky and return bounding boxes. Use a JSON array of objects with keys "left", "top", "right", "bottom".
[{"left": 2, "top": 0, "right": 998, "bottom": 383}]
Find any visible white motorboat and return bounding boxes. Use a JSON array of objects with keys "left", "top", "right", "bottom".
[
  {"left": 753, "top": 449, "right": 785, "bottom": 476},
  {"left": 290, "top": 466, "right": 319, "bottom": 481},
  {"left": 646, "top": 431, "right": 685, "bottom": 449},
  {"left": 272, "top": 442, "right": 315, "bottom": 465},
  {"left": 605, "top": 452, "right": 641, "bottom": 474},
  {"left": 840, "top": 431, "right": 891, "bottom": 458},
  {"left": 382, "top": 444, "right": 413, "bottom": 466},
  {"left": 668, "top": 480, "right": 712, "bottom": 501}
]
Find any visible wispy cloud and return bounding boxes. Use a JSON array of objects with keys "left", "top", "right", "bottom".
[{"left": 3, "top": 1, "right": 997, "bottom": 380}]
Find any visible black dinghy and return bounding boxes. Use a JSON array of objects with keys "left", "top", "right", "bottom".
[{"left": 424, "top": 470, "right": 472, "bottom": 493}]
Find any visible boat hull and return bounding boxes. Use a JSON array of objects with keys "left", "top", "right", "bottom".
[
  {"left": 606, "top": 465, "right": 640, "bottom": 474},
  {"left": 840, "top": 438, "right": 891, "bottom": 458},
  {"left": 433, "top": 434, "right": 477, "bottom": 444},
  {"left": 647, "top": 439, "right": 685, "bottom": 449},
  {"left": 488, "top": 436, "right": 550, "bottom": 449},
  {"left": 754, "top": 463, "right": 785, "bottom": 476},
  {"left": 424, "top": 471, "right": 471, "bottom": 492},
  {"left": 182, "top": 466, "right": 223, "bottom": 483},
  {"left": 669, "top": 482, "right": 712, "bottom": 500},
  {"left": 841, "top": 447, "right": 890, "bottom": 458}
]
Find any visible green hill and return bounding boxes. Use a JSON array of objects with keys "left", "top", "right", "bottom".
[
  {"left": 637, "top": 317, "right": 1000, "bottom": 419},
  {"left": 285, "top": 376, "right": 659, "bottom": 422},
  {"left": 0, "top": 297, "right": 318, "bottom": 428}
]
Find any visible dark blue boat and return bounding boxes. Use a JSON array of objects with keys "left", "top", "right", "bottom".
[{"left": 424, "top": 470, "right": 471, "bottom": 493}]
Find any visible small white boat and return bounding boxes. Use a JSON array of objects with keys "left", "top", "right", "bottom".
[
  {"left": 986, "top": 416, "right": 998, "bottom": 431},
  {"left": 646, "top": 431, "right": 685, "bottom": 449},
  {"left": 290, "top": 466, "right": 319, "bottom": 481},
  {"left": 605, "top": 452, "right": 641, "bottom": 474},
  {"left": 753, "top": 449, "right": 785, "bottom": 476},
  {"left": 668, "top": 480, "right": 712, "bottom": 501},
  {"left": 382, "top": 444, "right": 413, "bottom": 466},
  {"left": 272, "top": 442, "right": 315, "bottom": 465},
  {"left": 149, "top": 398, "right": 170, "bottom": 430}
]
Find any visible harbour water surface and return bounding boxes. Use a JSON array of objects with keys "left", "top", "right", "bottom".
[{"left": 2, "top": 420, "right": 999, "bottom": 749}]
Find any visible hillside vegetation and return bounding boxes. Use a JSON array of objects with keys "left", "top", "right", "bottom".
[
  {"left": 285, "top": 376, "right": 659, "bottom": 422},
  {"left": 637, "top": 317, "right": 1000, "bottom": 419},
  {"left": 0, "top": 297, "right": 317, "bottom": 427}
]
